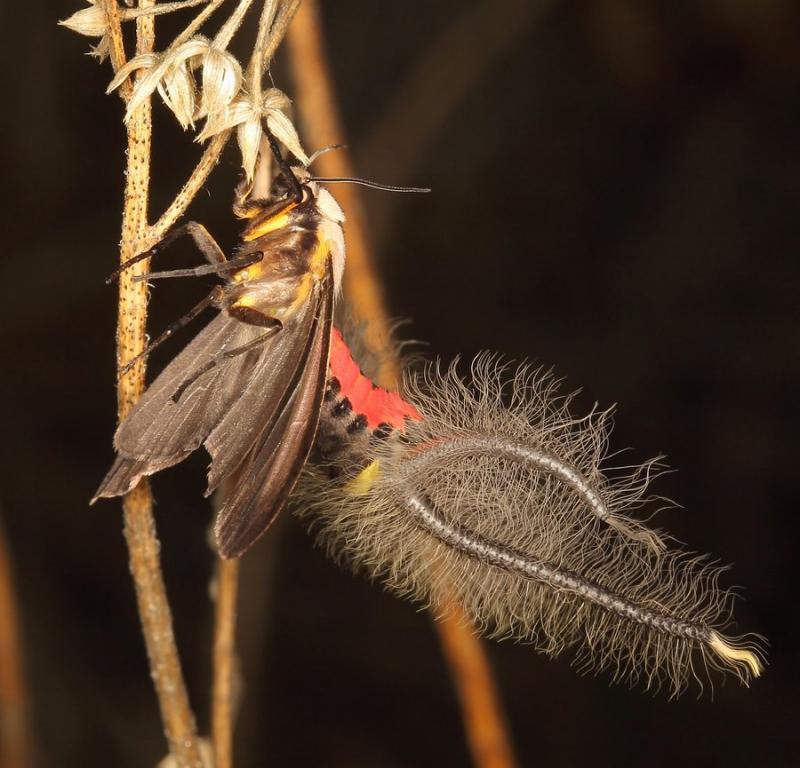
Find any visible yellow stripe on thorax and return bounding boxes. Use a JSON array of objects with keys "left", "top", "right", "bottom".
[
  {"left": 242, "top": 203, "right": 297, "bottom": 241},
  {"left": 308, "top": 234, "right": 330, "bottom": 279}
]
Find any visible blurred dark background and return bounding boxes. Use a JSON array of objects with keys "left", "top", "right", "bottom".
[{"left": 1, "top": 1, "right": 798, "bottom": 765}]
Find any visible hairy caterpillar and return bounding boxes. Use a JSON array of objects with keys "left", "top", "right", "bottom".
[{"left": 296, "top": 329, "right": 765, "bottom": 697}]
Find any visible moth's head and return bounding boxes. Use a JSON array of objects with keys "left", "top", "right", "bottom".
[{"left": 269, "top": 165, "right": 311, "bottom": 201}]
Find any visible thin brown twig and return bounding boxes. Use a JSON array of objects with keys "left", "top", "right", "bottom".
[
  {"left": 105, "top": 2, "right": 203, "bottom": 766},
  {"left": 0, "top": 517, "right": 30, "bottom": 768},
  {"left": 103, "top": 0, "right": 134, "bottom": 101},
  {"left": 286, "top": 4, "right": 517, "bottom": 766},
  {"left": 212, "top": 556, "right": 240, "bottom": 768}
]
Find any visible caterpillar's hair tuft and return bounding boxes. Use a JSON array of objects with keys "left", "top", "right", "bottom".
[{"left": 297, "top": 355, "right": 765, "bottom": 696}]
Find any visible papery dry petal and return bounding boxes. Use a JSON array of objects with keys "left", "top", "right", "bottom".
[
  {"left": 195, "top": 95, "right": 250, "bottom": 142},
  {"left": 199, "top": 47, "right": 242, "bottom": 121},
  {"left": 261, "top": 88, "right": 291, "bottom": 112},
  {"left": 265, "top": 109, "right": 309, "bottom": 165},
  {"left": 237, "top": 111, "right": 264, "bottom": 183},
  {"left": 157, "top": 63, "right": 197, "bottom": 130},
  {"left": 123, "top": 60, "right": 176, "bottom": 121},
  {"left": 106, "top": 53, "right": 159, "bottom": 95},
  {"left": 60, "top": 4, "right": 107, "bottom": 37},
  {"left": 173, "top": 35, "right": 212, "bottom": 63}
]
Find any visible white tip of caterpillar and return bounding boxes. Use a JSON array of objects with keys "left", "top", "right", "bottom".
[{"left": 707, "top": 631, "right": 765, "bottom": 681}]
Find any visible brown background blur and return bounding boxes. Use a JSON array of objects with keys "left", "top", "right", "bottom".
[{"left": 1, "top": 1, "right": 798, "bottom": 765}]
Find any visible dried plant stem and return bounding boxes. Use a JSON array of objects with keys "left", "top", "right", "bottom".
[
  {"left": 106, "top": 2, "right": 203, "bottom": 766},
  {"left": 125, "top": 0, "right": 213, "bottom": 21},
  {"left": 286, "top": 4, "right": 516, "bottom": 766},
  {"left": 0, "top": 518, "right": 30, "bottom": 768},
  {"left": 212, "top": 557, "right": 240, "bottom": 768}
]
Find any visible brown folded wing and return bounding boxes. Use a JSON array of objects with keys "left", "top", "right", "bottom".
[{"left": 213, "top": 268, "right": 334, "bottom": 557}]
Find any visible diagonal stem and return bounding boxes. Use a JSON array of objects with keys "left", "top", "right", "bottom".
[{"left": 285, "top": 3, "right": 517, "bottom": 766}]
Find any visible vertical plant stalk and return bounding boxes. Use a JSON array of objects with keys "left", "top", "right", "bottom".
[
  {"left": 285, "top": 4, "right": 517, "bottom": 766},
  {"left": 0, "top": 518, "right": 30, "bottom": 768},
  {"left": 212, "top": 556, "right": 240, "bottom": 768},
  {"left": 103, "top": 1, "right": 203, "bottom": 765}
]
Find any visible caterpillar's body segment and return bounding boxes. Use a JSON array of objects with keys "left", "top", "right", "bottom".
[{"left": 298, "top": 335, "right": 765, "bottom": 696}]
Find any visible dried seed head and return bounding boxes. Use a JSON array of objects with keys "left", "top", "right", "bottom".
[
  {"left": 90, "top": 35, "right": 111, "bottom": 63},
  {"left": 60, "top": 2, "right": 107, "bottom": 38},
  {"left": 198, "top": 89, "right": 308, "bottom": 182},
  {"left": 107, "top": 37, "right": 209, "bottom": 124}
]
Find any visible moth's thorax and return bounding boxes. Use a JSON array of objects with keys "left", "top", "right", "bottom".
[
  {"left": 233, "top": 183, "right": 345, "bottom": 292},
  {"left": 226, "top": 184, "right": 344, "bottom": 322}
]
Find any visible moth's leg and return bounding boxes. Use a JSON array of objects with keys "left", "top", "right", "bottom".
[
  {"left": 119, "top": 286, "right": 225, "bottom": 377},
  {"left": 171, "top": 318, "right": 282, "bottom": 403},
  {"left": 133, "top": 250, "right": 264, "bottom": 282},
  {"left": 106, "top": 221, "right": 228, "bottom": 284}
]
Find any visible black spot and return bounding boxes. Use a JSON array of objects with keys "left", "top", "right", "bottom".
[
  {"left": 347, "top": 414, "right": 368, "bottom": 434},
  {"left": 333, "top": 397, "right": 352, "bottom": 417},
  {"left": 373, "top": 422, "right": 393, "bottom": 440},
  {"left": 324, "top": 377, "right": 340, "bottom": 402}
]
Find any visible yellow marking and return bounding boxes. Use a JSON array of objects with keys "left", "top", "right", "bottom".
[
  {"left": 345, "top": 460, "right": 381, "bottom": 496},
  {"left": 243, "top": 204, "right": 297, "bottom": 241},
  {"left": 708, "top": 631, "right": 763, "bottom": 678},
  {"left": 281, "top": 273, "right": 312, "bottom": 319},
  {"left": 230, "top": 233, "right": 330, "bottom": 317},
  {"left": 308, "top": 235, "right": 330, "bottom": 279},
  {"left": 231, "top": 294, "right": 257, "bottom": 310}
]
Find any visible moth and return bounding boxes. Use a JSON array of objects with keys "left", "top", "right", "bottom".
[{"left": 93, "top": 140, "right": 345, "bottom": 558}]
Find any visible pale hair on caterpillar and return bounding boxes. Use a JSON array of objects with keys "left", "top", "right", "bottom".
[{"left": 296, "top": 355, "right": 765, "bottom": 698}]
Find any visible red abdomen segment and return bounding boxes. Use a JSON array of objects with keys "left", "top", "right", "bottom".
[
  {"left": 315, "top": 328, "right": 420, "bottom": 465},
  {"left": 328, "top": 328, "right": 421, "bottom": 430}
]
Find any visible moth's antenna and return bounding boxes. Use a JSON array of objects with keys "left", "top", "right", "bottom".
[{"left": 312, "top": 177, "right": 431, "bottom": 193}]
